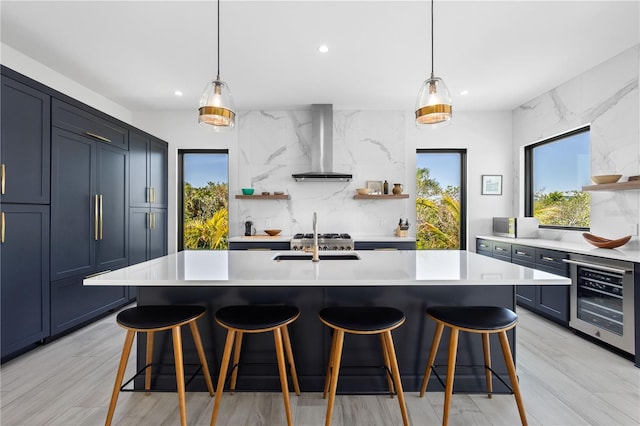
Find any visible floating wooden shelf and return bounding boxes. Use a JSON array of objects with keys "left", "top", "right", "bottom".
[
  {"left": 235, "top": 194, "right": 289, "bottom": 199},
  {"left": 581, "top": 181, "right": 640, "bottom": 191},
  {"left": 353, "top": 194, "right": 410, "bottom": 199}
]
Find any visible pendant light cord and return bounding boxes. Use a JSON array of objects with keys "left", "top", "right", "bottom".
[
  {"left": 217, "top": 0, "right": 221, "bottom": 80},
  {"left": 430, "top": 0, "right": 434, "bottom": 77}
]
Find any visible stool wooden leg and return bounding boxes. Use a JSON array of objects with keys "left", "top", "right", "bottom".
[
  {"left": 189, "top": 321, "right": 215, "bottom": 396},
  {"left": 145, "top": 331, "right": 154, "bottom": 395},
  {"left": 443, "top": 327, "right": 459, "bottom": 426},
  {"left": 420, "top": 322, "right": 444, "bottom": 397},
  {"left": 382, "top": 330, "right": 409, "bottom": 426},
  {"left": 282, "top": 325, "right": 301, "bottom": 395},
  {"left": 325, "top": 330, "right": 344, "bottom": 426},
  {"left": 210, "top": 329, "right": 236, "bottom": 426},
  {"left": 323, "top": 330, "right": 338, "bottom": 399},
  {"left": 274, "top": 327, "right": 294, "bottom": 426},
  {"left": 498, "top": 330, "right": 528, "bottom": 426},
  {"left": 482, "top": 332, "right": 492, "bottom": 398},
  {"left": 172, "top": 326, "right": 187, "bottom": 426},
  {"left": 230, "top": 331, "right": 243, "bottom": 394},
  {"left": 380, "top": 333, "right": 395, "bottom": 397},
  {"left": 105, "top": 330, "right": 135, "bottom": 426}
]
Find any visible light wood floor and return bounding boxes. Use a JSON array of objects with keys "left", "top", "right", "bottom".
[{"left": 1, "top": 307, "right": 638, "bottom": 425}]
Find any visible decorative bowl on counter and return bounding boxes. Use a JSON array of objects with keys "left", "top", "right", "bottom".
[
  {"left": 261, "top": 191, "right": 270, "bottom": 196},
  {"left": 583, "top": 232, "right": 631, "bottom": 249},
  {"left": 264, "top": 229, "right": 282, "bottom": 236},
  {"left": 355, "top": 188, "right": 371, "bottom": 195},
  {"left": 591, "top": 174, "right": 622, "bottom": 184},
  {"left": 241, "top": 188, "right": 254, "bottom": 195},
  {"left": 274, "top": 191, "right": 285, "bottom": 195}
]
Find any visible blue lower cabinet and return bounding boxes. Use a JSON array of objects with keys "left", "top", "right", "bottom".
[{"left": 0, "top": 204, "right": 50, "bottom": 360}]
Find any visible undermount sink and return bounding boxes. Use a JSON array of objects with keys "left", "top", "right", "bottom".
[{"left": 273, "top": 253, "right": 360, "bottom": 261}]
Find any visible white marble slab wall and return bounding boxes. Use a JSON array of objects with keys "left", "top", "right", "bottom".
[
  {"left": 512, "top": 45, "right": 640, "bottom": 245},
  {"left": 234, "top": 110, "right": 409, "bottom": 236}
]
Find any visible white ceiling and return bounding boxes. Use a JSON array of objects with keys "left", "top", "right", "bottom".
[{"left": 1, "top": 1, "right": 639, "bottom": 113}]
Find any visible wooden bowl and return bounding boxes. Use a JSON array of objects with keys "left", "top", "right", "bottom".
[
  {"left": 591, "top": 175, "right": 622, "bottom": 184},
  {"left": 583, "top": 233, "right": 631, "bottom": 249},
  {"left": 355, "top": 188, "right": 371, "bottom": 195},
  {"left": 264, "top": 229, "right": 282, "bottom": 236}
]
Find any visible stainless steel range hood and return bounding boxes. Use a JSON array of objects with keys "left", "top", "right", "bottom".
[{"left": 292, "top": 104, "right": 352, "bottom": 182}]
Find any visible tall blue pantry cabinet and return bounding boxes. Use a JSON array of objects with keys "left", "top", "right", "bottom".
[
  {"left": 0, "top": 75, "right": 51, "bottom": 358},
  {"left": 0, "top": 66, "right": 169, "bottom": 361}
]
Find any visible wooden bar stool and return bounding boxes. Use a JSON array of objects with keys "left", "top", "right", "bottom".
[
  {"left": 105, "top": 305, "right": 215, "bottom": 426},
  {"left": 419, "top": 306, "right": 527, "bottom": 426},
  {"left": 210, "top": 305, "right": 300, "bottom": 426},
  {"left": 319, "top": 306, "right": 409, "bottom": 426}
]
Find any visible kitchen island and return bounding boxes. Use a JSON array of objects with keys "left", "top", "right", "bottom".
[{"left": 85, "top": 250, "right": 569, "bottom": 394}]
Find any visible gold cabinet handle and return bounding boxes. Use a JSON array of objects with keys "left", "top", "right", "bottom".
[
  {"left": 85, "top": 132, "right": 111, "bottom": 143},
  {"left": 99, "top": 194, "right": 103, "bottom": 240},
  {"left": 1, "top": 163, "right": 5, "bottom": 195},
  {"left": 150, "top": 187, "right": 155, "bottom": 203},
  {"left": 1, "top": 212, "right": 5, "bottom": 243},
  {"left": 147, "top": 212, "right": 152, "bottom": 229},
  {"left": 94, "top": 194, "right": 99, "bottom": 240},
  {"left": 151, "top": 212, "right": 156, "bottom": 229},
  {"left": 84, "top": 269, "right": 112, "bottom": 279}
]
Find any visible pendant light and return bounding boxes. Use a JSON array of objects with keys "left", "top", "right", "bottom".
[
  {"left": 415, "top": 0, "right": 452, "bottom": 128},
  {"left": 198, "top": 0, "right": 235, "bottom": 130}
]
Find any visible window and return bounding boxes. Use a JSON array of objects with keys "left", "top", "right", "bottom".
[
  {"left": 525, "top": 126, "right": 590, "bottom": 229},
  {"left": 178, "top": 150, "right": 229, "bottom": 250},
  {"left": 416, "top": 149, "right": 467, "bottom": 249}
]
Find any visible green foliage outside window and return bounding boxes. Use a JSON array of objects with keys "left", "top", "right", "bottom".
[
  {"left": 415, "top": 168, "right": 460, "bottom": 249},
  {"left": 183, "top": 181, "right": 229, "bottom": 250},
  {"left": 533, "top": 190, "right": 590, "bottom": 228}
]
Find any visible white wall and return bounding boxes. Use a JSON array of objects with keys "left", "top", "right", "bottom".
[
  {"left": 135, "top": 109, "right": 512, "bottom": 253},
  {"left": 1, "top": 43, "right": 133, "bottom": 123},
  {"left": 512, "top": 45, "right": 640, "bottom": 247}
]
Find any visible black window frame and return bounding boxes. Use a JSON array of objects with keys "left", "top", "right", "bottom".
[
  {"left": 416, "top": 148, "right": 467, "bottom": 250},
  {"left": 524, "top": 125, "right": 590, "bottom": 231},
  {"left": 178, "top": 149, "right": 229, "bottom": 251}
]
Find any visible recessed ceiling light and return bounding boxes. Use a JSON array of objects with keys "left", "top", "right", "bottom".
[
  {"left": 174, "top": 90, "right": 183, "bottom": 97},
  {"left": 460, "top": 90, "right": 469, "bottom": 96},
  {"left": 318, "top": 44, "right": 329, "bottom": 53}
]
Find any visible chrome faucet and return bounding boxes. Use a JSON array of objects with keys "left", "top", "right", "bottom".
[{"left": 312, "top": 212, "right": 319, "bottom": 262}]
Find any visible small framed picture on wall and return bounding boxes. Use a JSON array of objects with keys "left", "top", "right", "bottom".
[
  {"left": 481, "top": 175, "right": 502, "bottom": 195},
  {"left": 366, "top": 180, "right": 383, "bottom": 195}
]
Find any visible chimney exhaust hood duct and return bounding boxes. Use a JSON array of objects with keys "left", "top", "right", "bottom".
[{"left": 292, "top": 104, "right": 352, "bottom": 182}]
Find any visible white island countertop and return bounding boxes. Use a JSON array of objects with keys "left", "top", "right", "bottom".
[{"left": 84, "top": 250, "right": 570, "bottom": 287}]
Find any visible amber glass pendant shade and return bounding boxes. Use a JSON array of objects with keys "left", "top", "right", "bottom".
[
  {"left": 199, "top": 78, "right": 236, "bottom": 130},
  {"left": 415, "top": 73, "right": 452, "bottom": 128}
]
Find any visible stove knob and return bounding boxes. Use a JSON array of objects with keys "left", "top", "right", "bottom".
[
  {"left": 292, "top": 245, "right": 299, "bottom": 251},
  {"left": 332, "top": 246, "right": 339, "bottom": 251},
  {"left": 322, "top": 246, "right": 329, "bottom": 251},
  {"left": 346, "top": 245, "right": 352, "bottom": 251}
]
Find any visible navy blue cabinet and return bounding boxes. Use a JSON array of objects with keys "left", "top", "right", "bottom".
[
  {"left": 0, "top": 76, "right": 50, "bottom": 204},
  {"left": 50, "top": 127, "right": 129, "bottom": 334},
  {"left": 129, "top": 130, "right": 167, "bottom": 209},
  {"left": 129, "top": 207, "right": 167, "bottom": 265},
  {"left": 0, "top": 205, "right": 50, "bottom": 359},
  {"left": 476, "top": 238, "right": 570, "bottom": 325},
  {"left": 128, "top": 131, "right": 168, "bottom": 270}
]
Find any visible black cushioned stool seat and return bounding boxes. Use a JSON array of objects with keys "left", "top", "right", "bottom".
[
  {"left": 319, "top": 307, "right": 409, "bottom": 426},
  {"left": 420, "top": 306, "right": 527, "bottom": 426},
  {"left": 106, "top": 305, "right": 214, "bottom": 426},
  {"left": 210, "top": 305, "right": 300, "bottom": 426}
]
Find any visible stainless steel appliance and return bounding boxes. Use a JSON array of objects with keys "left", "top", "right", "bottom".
[
  {"left": 564, "top": 254, "right": 635, "bottom": 354},
  {"left": 492, "top": 217, "right": 539, "bottom": 238},
  {"left": 290, "top": 233, "right": 353, "bottom": 251}
]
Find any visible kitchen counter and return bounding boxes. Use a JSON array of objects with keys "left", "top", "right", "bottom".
[
  {"left": 85, "top": 250, "right": 569, "bottom": 395},
  {"left": 84, "top": 249, "right": 568, "bottom": 287},
  {"left": 227, "top": 234, "right": 417, "bottom": 243},
  {"left": 477, "top": 235, "right": 640, "bottom": 262}
]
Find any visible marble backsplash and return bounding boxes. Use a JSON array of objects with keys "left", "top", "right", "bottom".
[
  {"left": 234, "top": 110, "right": 411, "bottom": 236},
  {"left": 512, "top": 45, "right": 640, "bottom": 245}
]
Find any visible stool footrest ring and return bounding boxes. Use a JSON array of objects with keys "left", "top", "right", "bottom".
[
  {"left": 119, "top": 363, "right": 204, "bottom": 393},
  {"left": 430, "top": 364, "right": 517, "bottom": 395}
]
